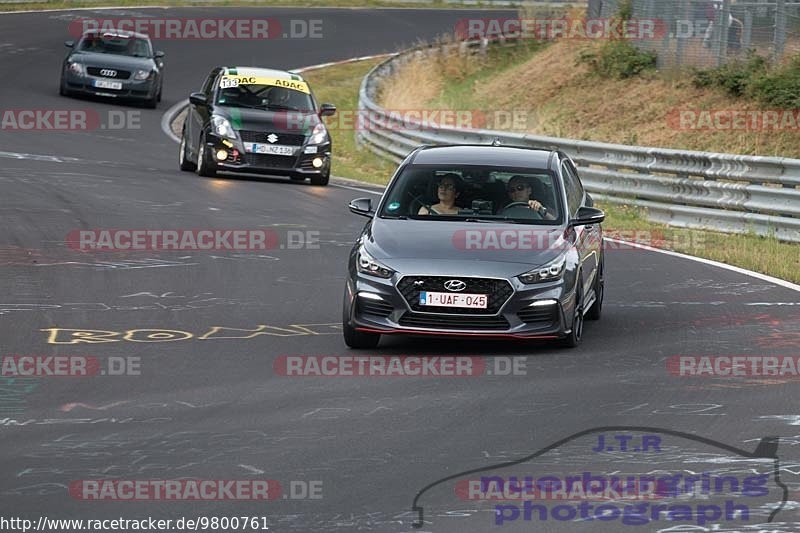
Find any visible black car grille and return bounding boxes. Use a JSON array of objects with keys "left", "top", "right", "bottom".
[
  {"left": 399, "top": 313, "right": 510, "bottom": 330},
  {"left": 518, "top": 305, "right": 558, "bottom": 324},
  {"left": 87, "top": 67, "right": 131, "bottom": 80},
  {"left": 240, "top": 130, "right": 306, "bottom": 146},
  {"left": 357, "top": 299, "right": 394, "bottom": 319},
  {"left": 397, "top": 276, "right": 513, "bottom": 315},
  {"left": 244, "top": 153, "right": 297, "bottom": 169}
]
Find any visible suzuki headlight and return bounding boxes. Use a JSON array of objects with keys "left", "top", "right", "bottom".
[
  {"left": 309, "top": 122, "right": 328, "bottom": 145},
  {"left": 211, "top": 115, "right": 239, "bottom": 141},
  {"left": 357, "top": 246, "right": 394, "bottom": 279},
  {"left": 133, "top": 69, "right": 152, "bottom": 81},
  {"left": 518, "top": 254, "right": 567, "bottom": 284},
  {"left": 68, "top": 62, "right": 85, "bottom": 76}
]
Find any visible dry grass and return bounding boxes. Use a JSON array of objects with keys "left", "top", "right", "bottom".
[{"left": 378, "top": 56, "right": 446, "bottom": 111}]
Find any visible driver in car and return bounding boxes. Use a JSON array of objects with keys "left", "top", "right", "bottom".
[
  {"left": 267, "top": 86, "right": 291, "bottom": 107},
  {"left": 504, "top": 175, "right": 557, "bottom": 220}
]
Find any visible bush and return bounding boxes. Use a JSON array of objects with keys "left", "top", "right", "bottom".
[
  {"left": 691, "top": 53, "right": 768, "bottom": 97},
  {"left": 692, "top": 52, "right": 800, "bottom": 108},
  {"left": 578, "top": 40, "right": 657, "bottom": 79},
  {"left": 576, "top": 0, "right": 656, "bottom": 79},
  {"left": 747, "top": 55, "right": 800, "bottom": 108}
]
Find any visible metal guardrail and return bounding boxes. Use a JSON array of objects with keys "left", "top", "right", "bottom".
[{"left": 356, "top": 41, "right": 800, "bottom": 243}]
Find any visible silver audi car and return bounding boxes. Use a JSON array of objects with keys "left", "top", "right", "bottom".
[{"left": 342, "top": 145, "right": 605, "bottom": 349}]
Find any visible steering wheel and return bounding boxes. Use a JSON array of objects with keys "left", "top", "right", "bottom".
[{"left": 501, "top": 202, "right": 544, "bottom": 219}]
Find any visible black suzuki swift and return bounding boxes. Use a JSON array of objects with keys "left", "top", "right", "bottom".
[{"left": 180, "top": 66, "right": 336, "bottom": 185}]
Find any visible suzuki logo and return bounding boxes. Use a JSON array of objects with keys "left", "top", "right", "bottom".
[
  {"left": 267, "top": 133, "right": 278, "bottom": 143},
  {"left": 99, "top": 69, "right": 117, "bottom": 77},
  {"left": 444, "top": 279, "right": 467, "bottom": 292}
]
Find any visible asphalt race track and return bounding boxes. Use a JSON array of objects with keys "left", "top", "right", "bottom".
[{"left": 0, "top": 6, "right": 798, "bottom": 533}]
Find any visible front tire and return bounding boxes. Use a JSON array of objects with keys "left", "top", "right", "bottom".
[
  {"left": 586, "top": 254, "right": 604, "bottom": 321},
  {"left": 59, "top": 76, "right": 71, "bottom": 97},
  {"left": 196, "top": 134, "right": 217, "bottom": 178},
  {"left": 343, "top": 321, "right": 381, "bottom": 349},
  {"left": 310, "top": 168, "right": 330, "bottom": 186},
  {"left": 144, "top": 91, "right": 158, "bottom": 109},
  {"left": 179, "top": 131, "right": 196, "bottom": 171},
  {"left": 560, "top": 278, "right": 584, "bottom": 348}
]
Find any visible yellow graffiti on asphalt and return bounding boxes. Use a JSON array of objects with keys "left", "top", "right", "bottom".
[{"left": 42, "top": 324, "right": 341, "bottom": 344}]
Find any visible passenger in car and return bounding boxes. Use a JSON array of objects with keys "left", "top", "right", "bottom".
[{"left": 418, "top": 173, "right": 464, "bottom": 215}]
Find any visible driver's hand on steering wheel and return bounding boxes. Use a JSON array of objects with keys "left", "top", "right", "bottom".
[{"left": 528, "top": 200, "right": 544, "bottom": 213}]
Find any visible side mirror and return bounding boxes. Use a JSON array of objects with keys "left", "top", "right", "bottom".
[
  {"left": 349, "top": 197, "right": 374, "bottom": 218},
  {"left": 189, "top": 92, "right": 208, "bottom": 106},
  {"left": 154, "top": 50, "right": 165, "bottom": 58},
  {"left": 319, "top": 103, "right": 336, "bottom": 117},
  {"left": 65, "top": 40, "right": 75, "bottom": 48},
  {"left": 570, "top": 206, "right": 605, "bottom": 227}
]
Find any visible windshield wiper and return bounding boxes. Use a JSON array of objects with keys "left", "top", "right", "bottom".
[
  {"left": 382, "top": 215, "right": 408, "bottom": 220},
  {"left": 463, "top": 218, "right": 521, "bottom": 224}
]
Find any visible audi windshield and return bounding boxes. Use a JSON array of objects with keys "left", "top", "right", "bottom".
[{"left": 77, "top": 33, "right": 153, "bottom": 58}]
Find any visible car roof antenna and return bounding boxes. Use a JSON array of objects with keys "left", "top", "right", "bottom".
[{"left": 491, "top": 138, "right": 502, "bottom": 147}]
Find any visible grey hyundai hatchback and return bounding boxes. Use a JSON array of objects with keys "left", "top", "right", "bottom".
[{"left": 343, "top": 145, "right": 605, "bottom": 349}]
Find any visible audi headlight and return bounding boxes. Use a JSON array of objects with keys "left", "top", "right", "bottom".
[
  {"left": 309, "top": 122, "right": 328, "bottom": 145},
  {"left": 68, "top": 62, "right": 85, "bottom": 76},
  {"left": 133, "top": 69, "right": 152, "bottom": 81},
  {"left": 211, "top": 115, "right": 239, "bottom": 141},
  {"left": 518, "top": 254, "right": 567, "bottom": 284},
  {"left": 357, "top": 246, "right": 394, "bottom": 279}
]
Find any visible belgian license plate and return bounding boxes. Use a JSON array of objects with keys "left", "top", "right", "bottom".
[
  {"left": 420, "top": 291, "right": 488, "bottom": 309},
  {"left": 94, "top": 79, "right": 122, "bottom": 90},
  {"left": 246, "top": 143, "right": 295, "bottom": 156}
]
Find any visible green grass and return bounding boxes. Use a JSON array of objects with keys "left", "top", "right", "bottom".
[
  {"left": 599, "top": 202, "right": 800, "bottom": 284},
  {"left": 303, "top": 58, "right": 396, "bottom": 185}
]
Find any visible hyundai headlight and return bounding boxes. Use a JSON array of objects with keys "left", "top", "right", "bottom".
[
  {"left": 518, "top": 254, "right": 567, "bottom": 284},
  {"left": 211, "top": 115, "right": 239, "bottom": 141},
  {"left": 309, "top": 122, "right": 328, "bottom": 145},
  {"left": 357, "top": 246, "right": 394, "bottom": 279},
  {"left": 68, "top": 62, "right": 85, "bottom": 76},
  {"left": 133, "top": 69, "right": 152, "bottom": 81}
]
